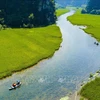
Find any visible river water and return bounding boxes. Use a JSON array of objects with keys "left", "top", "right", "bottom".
[{"left": 0, "top": 11, "right": 100, "bottom": 100}]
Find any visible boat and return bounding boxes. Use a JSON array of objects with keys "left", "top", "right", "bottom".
[
  {"left": 9, "top": 81, "right": 21, "bottom": 90},
  {"left": 94, "top": 42, "right": 99, "bottom": 46}
]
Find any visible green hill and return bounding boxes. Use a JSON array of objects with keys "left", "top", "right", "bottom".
[
  {"left": 56, "top": 0, "right": 88, "bottom": 7},
  {"left": 82, "top": 0, "right": 100, "bottom": 14}
]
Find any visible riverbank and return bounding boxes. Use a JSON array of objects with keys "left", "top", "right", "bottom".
[
  {"left": 67, "top": 9, "right": 100, "bottom": 100},
  {"left": 80, "top": 77, "right": 100, "bottom": 100},
  {"left": 0, "top": 25, "right": 62, "bottom": 79},
  {"left": 0, "top": 9, "right": 70, "bottom": 80},
  {"left": 70, "top": 70, "right": 100, "bottom": 100},
  {"left": 67, "top": 9, "right": 100, "bottom": 41},
  {"left": 78, "top": 70, "right": 100, "bottom": 100}
]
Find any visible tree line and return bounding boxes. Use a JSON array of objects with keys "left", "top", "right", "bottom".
[
  {"left": 0, "top": 0, "right": 56, "bottom": 28},
  {"left": 82, "top": 0, "right": 100, "bottom": 14}
]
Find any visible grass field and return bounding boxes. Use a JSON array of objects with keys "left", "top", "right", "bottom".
[
  {"left": 56, "top": 9, "right": 69, "bottom": 17},
  {"left": 80, "top": 77, "right": 100, "bottom": 100},
  {"left": 68, "top": 10, "right": 100, "bottom": 41},
  {"left": 0, "top": 25, "right": 62, "bottom": 79}
]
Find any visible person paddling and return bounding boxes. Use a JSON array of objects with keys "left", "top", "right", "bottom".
[
  {"left": 94, "top": 42, "right": 99, "bottom": 46},
  {"left": 16, "top": 80, "right": 20, "bottom": 85},
  {"left": 12, "top": 83, "right": 16, "bottom": 87}
]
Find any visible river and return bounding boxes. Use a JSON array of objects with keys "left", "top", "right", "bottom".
[{"left": 0, "top": 11, "right": 100, "bottom": 100}]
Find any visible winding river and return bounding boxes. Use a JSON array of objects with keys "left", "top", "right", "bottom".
[{"left": 0, "top": 11, "right": 100, "bottom": 100}]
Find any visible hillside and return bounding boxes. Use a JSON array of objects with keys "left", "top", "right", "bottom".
[
  {"left": 56, "top": 0, "right": 88, "bottom": 7},
  {"left": 82, "top": 0, "right": 100, "bottom": 14}
]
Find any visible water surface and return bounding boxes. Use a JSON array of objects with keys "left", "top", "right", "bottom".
[{"left": 0, "top": 11, "right": 100, "bottom": 100}]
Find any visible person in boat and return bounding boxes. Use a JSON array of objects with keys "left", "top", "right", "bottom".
[
  {"left": 94, "top": 42, "right": 96, "bottom": 44},
  {"left": 16, "top": 80, "right": 20, "bottom": 85},
  {"left": 97, "top": 43, "right": 99, "bottom": 46},
  {"left": 12, "top": 83, "right": 16, "bottom": 87},
  {"left": 94, "top": 42, "right": 99, "bottom": 46}
]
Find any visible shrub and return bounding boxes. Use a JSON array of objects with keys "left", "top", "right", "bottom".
[
  {"left": 80, "top": 97, "right": 84, "bottom": 100},
  {"left": 89, "top": 73, "right": 94, "bottom": 78},
  {"left": 23, "top": 23, "right": 34, "bottom": 28},
  {"left": 90, "top": 10, "right": 96, "bottom": 14},
  {"left": 81, "top": 9, "right": 87, "bottom": 14},
  {"left": 0, "top": 24, "right": 3, "bottom": 30},
  {"left": 96, "top": 10, "right": 100, "bottom": 15}
]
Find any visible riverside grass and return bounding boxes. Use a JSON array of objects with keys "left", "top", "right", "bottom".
[
  {"left": 80, "top": 78, "right": 100, "bottom": 100},
  {"left": 68, "top": 9, "right": 100, "bottom": 41},
  {"left": 56, "top": 9, "right": 69, "bottom": 17},
  {"left": 0, "top": 25, "right": 62, "bottom": 79},
  {"left": 68, "top": 10, "right": 100, "bottom": 100}
]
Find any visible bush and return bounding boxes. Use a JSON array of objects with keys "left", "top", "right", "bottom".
[
  {"left": 96, "top": 10, "right": 100, "bottom": 15},
  {"left": 90, "top": 9, "right": 100, "bottom": 15},
  {"left": 2, "top": 25, "right": 7, "bottom": 29},
  {"left": 96, "top": 70, "right": 100, "bottom": 73},
  {"left": 80, "top": 97, "right": 84, "bottom": 100},
  {"left": 90, "top": 10, "right": 96, "bottom": 14},
  {"left": 0, "top": 24, "right": 7, "bottom": 30},
  {"left": 23, "top": 23, "right": 34, "bottom": 28},
  {"left": 0, "top": 24, "right": 3, "bottom": 30},
  {"left": 81, "top": 9, "right": 87, "bottom": 14},
  {"left": 89, "top": 73, "right": 94, "bottom": 78}
]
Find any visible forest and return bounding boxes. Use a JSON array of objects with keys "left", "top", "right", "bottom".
[
  {"left": 82, "top": 0, "right": 100, "bottom": 14},
  {"left": 0, "top": 0, "right": 56, "bottom": 28}
]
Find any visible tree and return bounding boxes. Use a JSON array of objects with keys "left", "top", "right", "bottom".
[
  {"left": 0, "top": 0, "right": 56, "bottom": 28},
  {"left": 82, "top": 0, "right": 100, "bottom": 14}
]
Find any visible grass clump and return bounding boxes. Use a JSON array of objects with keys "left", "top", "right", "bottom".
[
  {"left": 68, "top": 9, "right": 100, "bottom": 41},
  {"left": 0, "top": 25, "right": 62, "bottom": 79},
  {"left": 80, "top": 77, "right": 100, "bottom": 100},
  {"left": 80, "top": 97, "right": 84, "bottom": 100},
  {"left": 56, "top": 9, "right": 69, "bottom": 17}
]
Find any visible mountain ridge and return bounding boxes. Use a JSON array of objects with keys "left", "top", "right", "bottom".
[{"left": 56, "top": 0, "right": 88, "bottom": 7}]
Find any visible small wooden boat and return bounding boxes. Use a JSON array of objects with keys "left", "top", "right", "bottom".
[
  {"left": 9, "top": 81, "right": 21, "bottom": 90},
  {"left": 94, "top": 42, "right": 99, "bottom": 46}
]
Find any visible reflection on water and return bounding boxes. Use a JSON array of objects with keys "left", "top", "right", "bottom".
[{"left": 0, "top": 11, "right": 100, "bottom": 100}]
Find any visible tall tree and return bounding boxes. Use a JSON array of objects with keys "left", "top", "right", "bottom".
[
  {"left": 82, "top": 0, "right": 100, "bottom": 14},
  {"left": 0, "top": 0, "right": 56, "bottom": 28}
]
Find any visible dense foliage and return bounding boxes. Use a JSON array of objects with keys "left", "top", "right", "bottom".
[
  {"left": 0, "top": 0, "right": 56, "bottom": 28},
  {"left": 82, "top": 0, "right": 100, "bottom": 14}
]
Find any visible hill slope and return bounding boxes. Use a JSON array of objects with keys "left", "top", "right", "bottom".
[
  {"left": 82, "top": 0, "right": 100, "bottom": 14},
  {"left": 56, "top": 0, "right": 88, "bottom": 7}
]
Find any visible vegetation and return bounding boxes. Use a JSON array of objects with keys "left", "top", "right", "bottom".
[
  {"left": 68, "top": 9, "right": 100, "bottom": 41},
  {"left": 80, "top": 77, "right": 100, "bottom": 100},
  {"left": 80, "top": 97, "right": 84, "bottom": 100},
  {"left": 0, "top": 25, "right": 62, "bottom": 79},
  {"left": 82, "top": 0, "right": 100, "bottom": 14},
  {"left": 89, "top": 73, "right": 94, "bottom": 78},
  {"left": 55, "top": 0, "right": 87, "bottom": 7},
  {"left": 0, "top": 0, "right": 56, "bottom": 28},
  {"left": 56, "top": 9, "right": 69, "bottom": 17}
]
